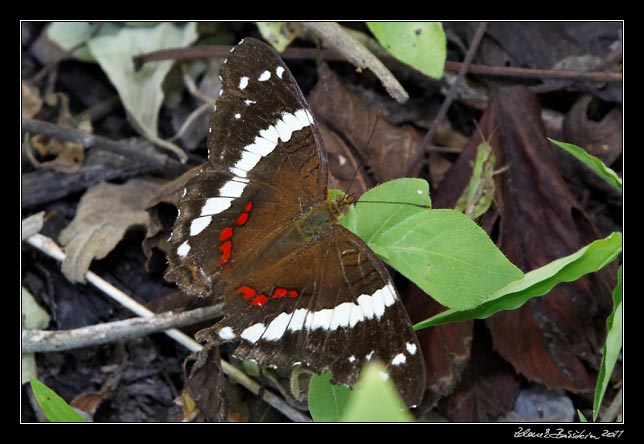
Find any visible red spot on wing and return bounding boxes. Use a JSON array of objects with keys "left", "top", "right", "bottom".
[
  {"left": 219, "top": 240, "right": 232, "bottom": 265},
  {"left": 251, "top": 294, "right": 268, "bottom": 306},
  {"left": 235, "top": 212, "right": 249, "bottom": 226},
  {"left": 235, "top": 285, "right": 257, "bottom": 300},
  {"left": 219, "top": 227, "right": 233, "bottom": 241},
  {"left": 288, "top": 289, "right": 299, "bottom": 298},
  {"left": 271, "top": 287, "right": 288, "bottom": 299},
  {"left": 244, "top": 201, "right": 253, "bottom": 212}
]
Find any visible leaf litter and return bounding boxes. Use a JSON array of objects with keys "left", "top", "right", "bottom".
[{"left": 21, "top": 21, "right": 621, "bottom": 422}]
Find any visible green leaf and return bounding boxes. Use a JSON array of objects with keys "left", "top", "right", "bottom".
[
  {"left": 416, "top": 232, "right": 622, "bottom": 330},
  {"left": 86, "top": 22, "right": 198, "bottom": 162},
  {"left": 366, "top": 22, "right": 446, "bottom": 79},
  {"left": 593, "top": 265, "right": 622, "bottom": 421},
  {"left": 47, "top": 22, "right": 96, "bottom": 62},
  {"left": 256, "top": 22, "right": 299, "bottom": 52},
  {"left": 29, "top": 378, "right": 87, "bottom": 422},
  {"left": 342, "top": 179, "right": 522, "bottom": 309},
  {"left": 578, "top": 410, "right": 589, "bottom": 422},
  {"left": 549, "top": 138, "right": 622, "bottom": 192},
  {"left": 341, "top": 178, "right": 431, "bottom": 244},
  {"left": 308, "top": 372, "right": 352, "bottom": 422},
  {"left": 341, "top": 362, "right": 413, "bottom": 422}
]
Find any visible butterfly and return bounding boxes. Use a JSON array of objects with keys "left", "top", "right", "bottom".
[{"left": 165, "top": 38, "right": 426, "bottom": 407}]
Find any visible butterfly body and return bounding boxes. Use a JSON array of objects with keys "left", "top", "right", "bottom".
[{"left": 166, "top": 38, "right": 426, "bottom": 407}]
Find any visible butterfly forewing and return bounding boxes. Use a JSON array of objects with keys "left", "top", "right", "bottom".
[
  {"left": 166, "top": 39, "right": 328, "bottom": 296},
  {"left": 165, "top": 38, "right": 426, "bottom": 408}
]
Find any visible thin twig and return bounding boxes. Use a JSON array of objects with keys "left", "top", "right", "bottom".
[
  {"left": 21, "top": 118, "right": 186, "bottom": 177},
  {"left": 24, "top": 233, "right": 311, "bottom": 422},
  {"left": 169, "top": 103, "right": 213, "bottom": 143},
  {"left": 301, "top": 21, "right": 409, "bottom": 103},
  {"left": 403, "top": 22, "right": 488, "bottom": 177},
  {"left": 181, "top": 63, "right": 216, "bottom": 105},
  {"left": 530, "top": 47, "right": 623, "bottom": 93},
  {"left": 134, "top": 45, "right": 622, "bottom": 84},
  {"left": 22, "top": 305, "right": 223, "bottom": 353}
]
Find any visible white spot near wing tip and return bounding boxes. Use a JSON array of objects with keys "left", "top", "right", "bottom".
[
  {"left": 234, "top": 113, "right": 241, "bottom": 119},
  {"left": 182, "top": 188, "right": 187, "bottom": 197},
  {"left": 392, "top": 353, "right": 407, "bottom": 366},
  {"left": 276, "top": 66, "right": 285, "bottom": 78},
  {"left": 177, "top": 241, "right": 190, "bottom": 257},
  {"left": 338, "top": 154, "right": 347, "bottom": 167},
  {"left": 348, "top": 355, "right": 356, "bottom": 363},
  {"left": 218, "top": 326, "right": 236, "bottom": 340},
  {"left": 219, "top": 88, "right": 224, "bottom": 97},
  {"left": 366, "top": 351, "right": 375, "bottom": 361},
  {"left": 189, "top": 215, "right": 212, "bottom": 236},
  {"left": 406, "top": 341, "right": 417, "bottom": 355},
  {"left": 208, "top": 127, "right": 212, "bottom": 133},
  {"left": 244, "top": 99, "right": 256, "bottom": 106},
  {"left": 239, "top": 76, "right": 249, "bottom": 90},
  {"left": 258, "top": 70, "right": 271, "bottom": 81}
]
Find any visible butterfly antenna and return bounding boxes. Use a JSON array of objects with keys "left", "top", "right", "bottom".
[{"left": 343, "top": 109, "right": 381, "bottom": 202}]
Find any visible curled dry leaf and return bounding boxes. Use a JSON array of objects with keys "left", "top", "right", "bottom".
[
  {"left": 183, "top": 347, "right": 228, "bottom": 422},
  {"left": 24, "top": 92, "right": 90, "bottom": 174},
  {"left": 142, "top": 164, "right": 204, "bottom": 263},
  {"left": 22, "top": 82, "right": 43, "bottom": 119},
  {"left": 433, "top": 86, "right": 615, "bottom": 394},
  {"left": 562, "top": 95, "right": 622, "bottom": 166},
  {"left": 71, "top": 368, "right": 122, "bottom": 417},
  {"left": 308, "top": 63, "right": 422, "bottom": 183},
  {"left": 59, "top": 178, "right": 163, "bottom": 283}
]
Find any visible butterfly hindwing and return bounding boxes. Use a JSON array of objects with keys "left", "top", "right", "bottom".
[{"left": 207, "top": 224, "right": 425, "bottom": 407}]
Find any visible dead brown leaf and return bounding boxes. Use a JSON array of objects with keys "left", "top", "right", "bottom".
[
  {"left": 433, "top": 86, "right": 614, "bottom": 394},
  {"left": 142, "top": 164, "right": 203, "bottom": 264},
  {"left": 440, "top": 325, "right": 520, "bottom": 422},
  {"left": 71, "top": 367, "right": 122, "bottom": 417},
  {"left": 59, "top": 178, "right": 163, "bottom": 283},
  {"left": 308, "top": 63, "right": 422, "bottom": 183},
  {"left": 22, "top": 82, "right": 43, "bottom": 118},
  {"left": 183, "top": 347, "right": 228, "bottom": 422},
  {"left": 318, "top": 122, "right": 369, "bottom": 196},
  {"left": 404, "top": 284, "right": 472, "bottom": 409},
  {"left": 563, "top": 94, "right": 622, "bottom": 166},
  {"left": 24, "top": 92, "right": 91, "bottom": 174}
]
